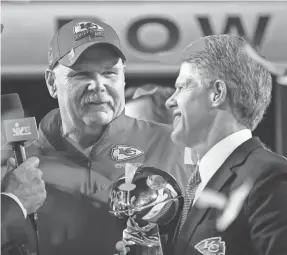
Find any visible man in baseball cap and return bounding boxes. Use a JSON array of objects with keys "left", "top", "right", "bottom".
[
  {"left": 19, "top": 18, "right": 190, "bottom": 255},
  {"left": 48, "top": 19, "right": 126, "bottom": 69}
]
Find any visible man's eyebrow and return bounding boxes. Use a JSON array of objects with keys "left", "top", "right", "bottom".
[
  {"left": 175, "top": 77, "right": 195, "bottom": 88},
  {"left": 66, "top": 70, "right": 81, "bottom": 77},
  {"left": 104, "top": 65, "right": 123, "bottom": 70},
  {"left": 66, "top": 64, "right": 123, "bottom": 77},
  {"left": 66, "top": 70, "right": 91, "bottom": 78},
  {"left": 174, "top": 82, "right": 181, "bottom": 89},
  {"left": 185, "top": 76, "right": 195, "bottom": 83},
  {"left": 66, "top": 70, "right": 77, "bottom": 78}
]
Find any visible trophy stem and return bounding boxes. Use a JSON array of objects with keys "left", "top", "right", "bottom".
[
  {"left": 119, "top": 221, "right": 164, "bottom": 255},
  {"left": 153, "top": 224, "right": 164, "bottom": 255},
  {"left": 127, "top": 190, "right": 130, "bottom": 205}
]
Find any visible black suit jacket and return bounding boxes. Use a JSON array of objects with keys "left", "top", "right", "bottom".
[
  {"left": 172, "top": 137, "right": 287, "bottom": 255},
  {"left": 1, "top": 195, "right": 36, "bottom": 255}
]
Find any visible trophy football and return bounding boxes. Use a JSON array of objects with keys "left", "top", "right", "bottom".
[{"left": 109, "top": 164, "right": 183, "bottom": 254}]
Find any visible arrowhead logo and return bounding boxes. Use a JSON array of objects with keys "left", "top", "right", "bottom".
[
  {"left": 194, "top": 237, "right": 226, "bottom": 255},
  {"left": 111, "top": 145, "right": 144, "bottom": 161}
]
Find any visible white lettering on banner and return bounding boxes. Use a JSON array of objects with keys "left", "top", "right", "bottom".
[
  {"left": 1, "top": 1, "right": 287, "bottom": 75},
  {"left": 59, "top": 15, "right": 269, "bottom": 54},
  {"left": 196, "top": 16, "right": 269, "bottom": 47}
]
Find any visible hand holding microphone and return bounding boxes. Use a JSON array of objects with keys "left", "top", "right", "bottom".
[
  {"left": 1, "top": 93, "right": 47, "bottom": 250},
  {"left": 1, "top": 93, "right": 46, "bottom": 215},
  {"left": 2, "top": 157, "right": 46, "bottom": 215},
  {"left": 1, "top": 93, "right": 45, "bottom": 255}
]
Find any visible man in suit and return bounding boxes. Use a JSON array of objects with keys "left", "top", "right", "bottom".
[
  {"left": 165, "top": 34, "right": 287, "bottom": 255},
  {"left": 1, "top": 157, "right": 46, "bottom": 254}
]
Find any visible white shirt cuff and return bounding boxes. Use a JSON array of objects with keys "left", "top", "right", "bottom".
[{"left": 1, "top": 192, "right": 27, "bottom": 218}]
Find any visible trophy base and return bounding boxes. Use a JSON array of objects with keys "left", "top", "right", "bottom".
[
  {"left": 134, "top": 244, "right": 163, "bottom": 255},
  {"left": 116, "top": 242, "right": 163, "bottom": 255},
  {"left": 115, "top": 222, "right": 164, "bottom": 255}
]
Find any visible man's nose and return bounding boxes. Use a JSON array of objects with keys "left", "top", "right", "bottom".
[
  {"left": 87, "top": 74, "right": 106, "bottom": 92},
  {"left": 165, "top": 93, "right": 177, "bottom": 110}
]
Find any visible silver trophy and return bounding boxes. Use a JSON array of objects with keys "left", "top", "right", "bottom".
[{"left": 109, "top": 164, "right": 183, "bottom": 254}]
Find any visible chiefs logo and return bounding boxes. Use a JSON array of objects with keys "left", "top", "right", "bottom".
[
  {"left": 73, "top": 22, "right": 105, "bottom": 41},
  {"left": 194, "top": 237, "right": 226, "bottom": 255},
  {"left": 111, "top": 145, "right": 144, "bottom": 161}
]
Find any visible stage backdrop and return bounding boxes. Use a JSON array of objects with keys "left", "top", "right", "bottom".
[
  {"left": 1, "top": 0, "right": 287, "bottom": 156},
  {"left": 2, "top": 0, "right": 287, "bottom": 75}
]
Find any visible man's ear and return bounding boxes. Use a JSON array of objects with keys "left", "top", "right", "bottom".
[
  {"left": 45, "top": 69, "right": 58, "bottom": 98},
  {"left": 209, "top": 79, "right": 227, "bottom": 107},
  {"left": 123, "top": 64, "right": 126, "bottom": 88}
]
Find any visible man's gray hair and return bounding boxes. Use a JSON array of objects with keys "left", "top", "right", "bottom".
[{"left": 183, "top": 34, "right": 272, "bottom": 131}]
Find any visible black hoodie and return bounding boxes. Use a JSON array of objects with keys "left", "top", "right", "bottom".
[{"left": 12, "top": 108, "right": 190, "bottom": 255}]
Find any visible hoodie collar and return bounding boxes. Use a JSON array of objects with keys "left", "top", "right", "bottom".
[{"left": 38, "top": 108, "right": 135, "bottom": 154}]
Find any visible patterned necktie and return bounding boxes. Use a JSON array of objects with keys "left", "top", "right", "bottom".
[{"left": 179, "top": 164, "right": 201, "bottom": 233}]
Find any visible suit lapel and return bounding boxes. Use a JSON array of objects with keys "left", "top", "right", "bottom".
[
  {"left": 173, "top": 137, "right": 263, "bottom": 255},
  {"left": 174, "top": 165, "right": 235, "bottom": 255}
]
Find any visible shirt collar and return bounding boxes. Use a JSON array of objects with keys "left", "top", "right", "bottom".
[
  {"left": 198, "top": 129, "right": 252, "bottom": 185},
  {"left": 184, "top": 129, "right": 252, "bottom": 184}
]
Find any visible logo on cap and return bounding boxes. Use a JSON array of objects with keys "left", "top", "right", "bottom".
[{"left": 73, "top": 22, "right": 105, "bottom": 41}]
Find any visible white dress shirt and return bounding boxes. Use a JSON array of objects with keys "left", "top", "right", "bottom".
[{"left": 185, "top": 129, "right": 252, "bottom": 205}]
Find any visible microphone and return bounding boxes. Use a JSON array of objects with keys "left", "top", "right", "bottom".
[
  {"left": 1, "top": 93, "right": 40, "bottom": 255},
  {"left": 2, "top": 94, "right": 39, "bottom": 163}
]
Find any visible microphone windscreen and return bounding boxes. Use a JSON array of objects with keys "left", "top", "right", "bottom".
[
  {"left": 1, "top": 94, "right": 25, "bottom": 149},
  {"left": 1, "top": 93, "right": 24, "bottom": 120}
]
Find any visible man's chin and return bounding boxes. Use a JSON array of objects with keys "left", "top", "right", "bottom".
[
  {"left": 82, "top": 112, "right": 113, "bottom": 126},
  {"left": 171, "top": 130, "right": 186, "bottom": 147}
]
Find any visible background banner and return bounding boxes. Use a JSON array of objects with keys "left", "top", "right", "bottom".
[{"left": 1, "top": 1, "right": 287, "bottom": 75}]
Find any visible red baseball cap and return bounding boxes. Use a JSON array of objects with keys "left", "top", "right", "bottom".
[{"left": 48, "top": 19, "right": 126, "bottom": 69}]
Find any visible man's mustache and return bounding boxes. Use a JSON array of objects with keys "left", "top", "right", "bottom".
[
  {"left": 80, "top": 93, "right": 115, "bottom": 109},
  {"left": 81, "top": 93, "right": 109, "bottom": 103}
]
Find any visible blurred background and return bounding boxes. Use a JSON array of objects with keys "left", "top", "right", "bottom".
[{"left": 1, "top": 0, "right": 287, "bottom": 156}]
